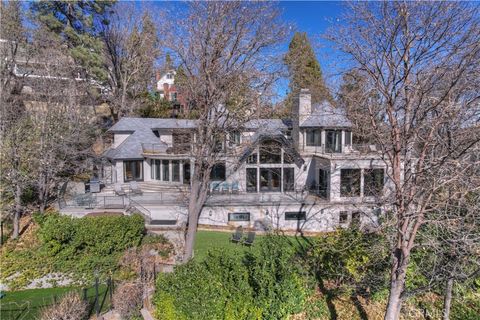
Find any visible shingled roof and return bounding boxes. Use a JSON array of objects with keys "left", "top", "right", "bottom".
[{"left": 300, "top": 101, "right": 352, "bottom": 128}]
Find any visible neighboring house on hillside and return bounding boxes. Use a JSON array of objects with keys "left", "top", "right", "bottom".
[
  {"left": 60, "top": 89, "right": 393, "bottom": 233},
  {"left": 155, "top": 69, "right": 187, "bottom": 116}
]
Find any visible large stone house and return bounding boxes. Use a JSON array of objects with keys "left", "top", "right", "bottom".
[{"left": 86, "top": 89, "right": 391, "bottom": 233}]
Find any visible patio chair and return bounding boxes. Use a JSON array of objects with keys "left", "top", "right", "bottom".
[
  {"left": 220, "top": 182, "right": 230, "bottom": 194},
  {"left": 129, "top": 181, "right": 143, "bottom": 195},
  {"left": 210, "top": 181, "right": 221, "bottom": 194},
  {"left": 243, "top": 231, "right": 256, "bottom": 246},
  {"left": 231, "top": 226, "right": 243, "bottom": 244},
  {"left": 231, "top": 181, "right": 239, "bottom": 194},
  {"left": 114, "top": 184, "right": 126, "bottom": 196}
]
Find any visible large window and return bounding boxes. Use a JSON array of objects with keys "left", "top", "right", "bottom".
[
  {"left": 364, "top": 169, "right": 384, "bottom": 197},
  {"left": 317, "top": 169, "right": 329, "bottom": 199},
  {"left": 260, "top": 168, "right": 281, "bottom": 192},
  {"left": 306, "top": 129, "right": 321, "bottom": 146},
  {"left": 325, "top": 130, "right": 342, "bottom": 153},
  {"left": 283, "top": 168, "right": 295, "bottom": 191},
  {"left": 124, "top": 160, "right": 143, "bottom": 182},
  {"left": 210, "top": 162, "right": 226, "bottom": 181},
  {"left": 228, "top": 212, "right": 250, "bottom": 221},
  {"left": 183, "top": 162, "right": 191, "bottom": 184},
  {"left": 152, "top": 159, "right": 161, "bottom": 180},
  {"left": 162, "top": 160, "right": 170, "bottom": 181},
  {"left": 246, "top": 168, "right": 257, "bottom": 192},
  {"left": 285, "top": 211, "right": 306, "bottom": 221},
  {"left": 259, "top": 141, "right": 281, "bottom": 164},
  {"left": 340, "top": 169, "right": 361, "bottom": 197},
  {"left": 172, "top": 160, "right": 180, "bottom": 182}
]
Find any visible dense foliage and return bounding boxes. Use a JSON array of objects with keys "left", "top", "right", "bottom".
[
  {"left": 0, "top": 213, "right": 145, "bottom": 289},
  {"left": 307, "top": 229, "right": 390, "bottom": 296},
  {"left": 154, "top": 236, "right": 309, "bottom": 320}
]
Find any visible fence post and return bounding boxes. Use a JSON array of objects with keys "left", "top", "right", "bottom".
[
  {"left": 108, "top": 276, "right": 113, "bottom": 308},
  {"left": 95, "top": 275, "right": 100, "bottom": 317},
  {"left": 0, "top": 221, "right": 3, "bottom": 245},
  {"left": 153, "top": 263, "right": 157, "bottom": 283}
]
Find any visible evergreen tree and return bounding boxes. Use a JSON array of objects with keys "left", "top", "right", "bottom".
[
  {"left": 284, "top": 32, "right": 331, "bottom": 108},
  {"left": 30, "top": 1, "right": 114, "bottom": 82}
]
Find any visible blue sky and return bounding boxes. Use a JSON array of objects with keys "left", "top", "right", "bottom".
[
  {"left": 153, "top": 1, "right": 348, "bottom": 98},
  {"left": 278, "top": 1, "right": 347, "bottom": 96}
]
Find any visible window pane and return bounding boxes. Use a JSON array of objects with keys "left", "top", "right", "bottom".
[
  {"left": 259, "top": 141, "right": 281, "bottom": 163},
  {"left": 352, "top": 212, "right": 361, "bottom": 226},
  {"left": 162, "top": 160, "right": 170, "bottom": 181},
  {"left": 229, "top": 131, "right": 241, "bottom": 145},
  {"left": 285, "top": 211, "right": 306, "bottom": 220},
  {"left": 210, "top": 162, "right": 226, "bottom": 181},
  {"left": 246, "top": 168, "right": 257, "bottom": 192},
  {"left": 339, "top": 211, "right": 348, "bottom": 224},
  {"left": 317, "top": 169, "right": 329, "bottom": 199},
  {"left": 183, "top": 162, "right": 190, "bottom": 184},
  {"left": 172, "top": 160, "right": 180, "bottom": 181},
  {"left": 340, "top": 169, "right": 361, "bottom": 197},
  {"left": 260, "top": 168, "right": 281, "bottom": 192},
  {"left": 283, "top": 168, "right": 294, "bottom": 191},
  {"left": 124, "top": 160, "right": 143, "bottom": 182},
  {"left": 228, "top": 212, "right": 250, "bottom": 221},
  {"left": 345, "top": 131, "right": 352, "bottom": 146},
  {"left": 326, "top": 130, "right": 342, "bottom": 153},
  {"left": 306, "top": 129, "right": 321, "bottom": 146},
  {"left": 247, "top": 153, "right": 257, "bottom": 164},
  {"left": 155, "top": 159, "right": 160, "bottom": 180},
  {"left": 364, "top": 169, "right": 384, "bottom": 196}
]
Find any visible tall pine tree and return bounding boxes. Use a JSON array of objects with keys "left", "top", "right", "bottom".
[
  {"left": 284, "top": 32, "right": 331, "bottom": 108},
  {"left": 30, "top": 1, "right": 114, "bottom": 82}
]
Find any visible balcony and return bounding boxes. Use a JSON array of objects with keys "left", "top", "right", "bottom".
[{"left": 142, "top": 143, "right": 191, "bottom": 155}]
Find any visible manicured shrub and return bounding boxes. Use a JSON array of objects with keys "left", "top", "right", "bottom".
[{"left": 154, "top": 236, "right": 308, "bottom": 320}]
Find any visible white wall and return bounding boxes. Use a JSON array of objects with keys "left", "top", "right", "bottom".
[{"left": 113, "top": 133, "right": 130, "bottom": 148}]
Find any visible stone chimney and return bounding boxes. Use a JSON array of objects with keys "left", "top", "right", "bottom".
[{"left": 292, "top": 89, "right": 311, "bottom": 148}]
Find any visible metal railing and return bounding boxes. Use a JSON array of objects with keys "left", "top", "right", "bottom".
[
  {"left": 127, "top": 196, "right": 152, "bottom": 223},
  {"left": 142, "top": 143, "right": 191, "bottom": 154}
]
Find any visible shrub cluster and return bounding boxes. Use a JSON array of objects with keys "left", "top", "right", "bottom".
[
  {"left": 35, "top": 212, "right": 145, "bottom": 276},
  {"left": 307, "top": 229, "right": 390, "bottom": 296},
  {"left": 154, "top": 236, "right": 309, "bottom": 320}
]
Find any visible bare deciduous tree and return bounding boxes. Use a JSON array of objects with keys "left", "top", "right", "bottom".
[
  {"left": 328, "top": 2, "right": 480, "bottom": 319},
  {"left": 0, "top": 1, "right": 33, "bottom": 239},
  {"left": 161, "top": 1, "right": 289, "bottom": 261},
  {"left": 100, "top": 2, "right": 160, "bottom": 121}
]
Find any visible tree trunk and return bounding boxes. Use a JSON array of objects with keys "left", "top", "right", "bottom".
[
  {"left": 12, "top": 184, "right": 22, "bottom": 239},
  {"left": 384, "top": 249, "right": 408, "bottom": 320},
  {"left": 183, "top": 179, "right": 206, "bottom": 261},
  {"left": 443, "top": 278, "right": 454, "bottom": 320}
]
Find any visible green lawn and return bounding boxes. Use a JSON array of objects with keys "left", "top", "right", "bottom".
[
  {"left": 193, "top": 230, "right": 312, "bottom": 261},
  {"left": 0, "top": 285, "right": 109, "bottom": 320}
]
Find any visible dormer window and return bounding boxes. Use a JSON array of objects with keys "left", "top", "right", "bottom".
[{"left": 166, "top": 73, "right": 173, "bottom": 79}]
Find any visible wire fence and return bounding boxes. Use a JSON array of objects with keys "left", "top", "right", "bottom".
[{"left": 0, "top": 277, "right": 114, "bottom": 320}]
